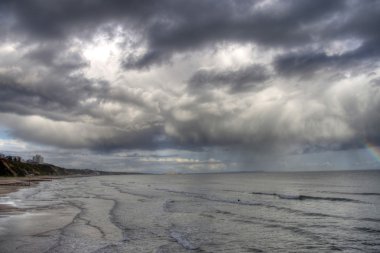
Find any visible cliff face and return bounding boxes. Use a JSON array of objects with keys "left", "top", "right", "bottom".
[
  {"left": 0, "top": 158, "right": 91, "bottom": 177},
  {"left": 0, "top": 158, "right": 141, "bottom": 177}
]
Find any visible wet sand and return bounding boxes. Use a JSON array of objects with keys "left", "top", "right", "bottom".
[
  {"left": 0, "top": 178, "right": 31, "bottom": 195},
  {"left": 0, "top": 177, "right": 62, "bottom": 213}
]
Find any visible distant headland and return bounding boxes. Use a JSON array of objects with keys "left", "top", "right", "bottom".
[{"left": 0, "top": 152, "right": 140, "bottom": 177}]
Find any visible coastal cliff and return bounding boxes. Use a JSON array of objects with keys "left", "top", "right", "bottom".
[{"left": 0, "top": 158, "right": 103, "bottom": 177}]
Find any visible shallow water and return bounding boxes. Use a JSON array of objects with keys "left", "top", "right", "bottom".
[{"left": 0, "top": 171, "right": 379, "bottom": 252}]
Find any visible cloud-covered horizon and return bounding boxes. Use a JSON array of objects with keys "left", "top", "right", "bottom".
[{"left": 0, "top": 0, "right": 380, "bottom": 171}]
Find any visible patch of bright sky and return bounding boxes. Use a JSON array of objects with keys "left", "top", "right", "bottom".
[
  {"left": 324, "top": 38, "right": 362, "bottom": 56},
  {"left": 0, "top": 43, "right": 18, "bottom": 53},
  {"left": 0, "top": 138, "right": 29, "bottom": 152},
  {"left": 0, "top": 127, "right": 51, "bottom": 154},
  {"left": 0, "top": 127, "right": 12, "bottom": 140},
  {"left": 81, "top": 32, "right": 124, "bottom": 81}
]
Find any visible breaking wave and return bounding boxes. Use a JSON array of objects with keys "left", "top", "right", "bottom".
[
  {"left": 250, "top": 192, "right": 364, "bottom": 203},
  {"left": 319, "top": 191, "right": 380, "bottom": 196}
]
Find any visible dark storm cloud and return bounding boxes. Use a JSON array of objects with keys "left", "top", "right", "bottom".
[
  {"left": 273, "top": 1, "right": 380, "bottom": 78},
  {"left": 0, "top": 0, "right": 380, "bottom": 153},
  {"left": 275, "top": 39, "right": 380, "bottom": 78},
  {"left": 1, "top": 0, "right": 158, "bottom": 40},
  {"left": 122, "top": 0, "right": 348, "bottom": 69},
  {"left": 25, "top": 44, "right": 88, "bottom": 73},
  {"left": 188, "top": 65, "right": 270, "bottom": 92},
  {"left": 122, "top": 49, "right": 167, "bottom": 70},
  {"left": 2, "top": 0, "right": 349, "bottom": 68},
  {"left": 2, "top": 0, "right": 377, "bottom": 70},
  {"left": 0, "top": 73, "right": 106, "bottom": 120},
  {"left": 2, "top": 113, "right": 166, "bottom": 150}
]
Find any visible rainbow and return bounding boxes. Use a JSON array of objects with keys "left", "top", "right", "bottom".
[{"left": 366, "top": 141, "right": 380, "bottom": 163}]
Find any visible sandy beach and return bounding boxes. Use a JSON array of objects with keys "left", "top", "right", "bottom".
[
  {"left": 0, "top": 178, "right": 31, "bottom": 195},
  {"left": 0, "top": 177, "right": 61, "bottom": 213}
]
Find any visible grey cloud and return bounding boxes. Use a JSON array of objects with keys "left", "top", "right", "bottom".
[
  {"left": 164, "top": 76, "right": 380, "bottom": 151},
  {"left": 122, "top": 49, "right": 168, "bottom": 70},
  {"left": 370, "top": 78, "right": 380, "bottom": 87},
  {"left": 1, "top": 113, "right": 166, "bottom": 151},
  {"left": 146, "top": 0, "right": 350, "bottom": 67},
  {"left": 1, "top": 0, "right": 351, "bottom": 69},
  {"left": 188, "top": 65, "right": 270, "bottom": 92},
  {"left": 0, "top": 0, "right": 380, "bottom": 154},
  {"left": 275, "top": 39, "right": 380, "bottom": 78},
  {"left": 2, "top": 0, "right": 158, "bottom": 40},
  {"left": 274, "top": 52, "right": 331, "bottom": 77},
  {"left": 0, "top": 74, "right": 106, "bottom": 119},
  {"left": 25, "top": 45, "right": 88, "bottom": 73},
  {"left": 121, "top": 0, "right": 348, "bottom": 69}
]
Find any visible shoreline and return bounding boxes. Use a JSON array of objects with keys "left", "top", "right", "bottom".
[{"left": 0, "top": 176, "right": 63, "bottom": 214}]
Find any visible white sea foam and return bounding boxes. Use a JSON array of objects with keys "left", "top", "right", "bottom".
[
  {"left": 0, "top": 197, "right": 19, "bottom": 207},
  {"left": 170, "top": 231, "right": 199, "bottom": 250}
]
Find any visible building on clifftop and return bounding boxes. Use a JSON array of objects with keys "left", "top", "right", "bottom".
[{"left": 32, "top": 154, "right": 44, "bottom": 164}]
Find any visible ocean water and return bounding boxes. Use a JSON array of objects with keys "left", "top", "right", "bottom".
[{"left": 0, "top": 170, "right": 379, "bottom": 252}]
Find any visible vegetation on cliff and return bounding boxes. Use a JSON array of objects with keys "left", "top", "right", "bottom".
[{"left": 0, "top": 158, "right": 111, "bottom": 177}]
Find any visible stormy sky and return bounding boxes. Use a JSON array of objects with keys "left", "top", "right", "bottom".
[{"left": 0, "top": 0, "right": 379, "bottom": 172}]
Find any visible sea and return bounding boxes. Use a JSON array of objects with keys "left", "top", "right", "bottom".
[{"left": 0, "top": 170, "right": 379, "bottom": 253}]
